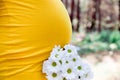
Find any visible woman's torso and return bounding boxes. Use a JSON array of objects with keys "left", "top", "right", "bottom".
[{"left": 0, "top": 0, "right": 72, "bottom": 80}]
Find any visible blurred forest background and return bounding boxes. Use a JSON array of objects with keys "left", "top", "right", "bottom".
[
  {"left": 62, "top": 0, "right": 120, "bottom": 80},
  {"left": 62, "top": 0, "right": 120, "bottom": 53}
]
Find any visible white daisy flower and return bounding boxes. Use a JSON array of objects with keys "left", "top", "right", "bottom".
[
  {"left": 46, "top": 72, "right": 63, "bottom": 80},
  {"left": 49, "top": 46, "right": 64, "bottom": 60},
  {"left": 49, "top": 45, "right": 62, "bottom": 60},
  {"left": 50, "top": 51, "right": 66, "bottom": 65},
  {"left": 83, "top": 71, "right": 94, "bottom": 80},
  {"left": 75, "top": 64, "right": 84, "bottom": 75},
  {"left": 81, "top": 62, "right": 92, "bottom": 73},
  {"left": 69, "top": 54, "right": 82, "bottom": 63},
  {"left": 61, "top": 77, "right": 67, "bottom": 80},
  {"left": 42, "top": 44, "right": 94, "bottom": 80},
  {"left": 75, "top": 75, "right": 85, "bottom": 80},
  {"left": 64, "top": 44, "right": 78, "bottom": 54},
  {"left": 43, "top": 59, "right": 61, "bottom": 73},
  {"left": 53, "top": 45, "right": 62, "bottom": 52},
  {"left": 61, "top": 56, "right": 71, "bottom": 65},
  {"left": 42, "top": 61, "right": 49, "bottom": 73},
  {"left": 76, "top": 62, "right": 93, "bottom": 80},
  {"left": 49, "top": 50, "right": 60, "bottom": 60},
  {"left": 61, "top": 63, "right": 76, "bottom": 80}
]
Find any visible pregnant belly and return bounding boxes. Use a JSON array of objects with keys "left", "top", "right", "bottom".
[{"left": 0, "top": 0, "right": 72, "bottom": 77}]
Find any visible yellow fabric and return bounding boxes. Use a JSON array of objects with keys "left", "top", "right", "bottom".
[{"left": 0, "top": 0, "right": 72, "bottom": 80}]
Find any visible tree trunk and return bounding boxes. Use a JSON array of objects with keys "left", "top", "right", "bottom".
[
  {"left": 76, "top": 0, "right": 81, "bottom": 32},
  {"left": 70, "top": 0, "right": 75, "bottom": 31},
  {"left": 65, "top": 0, "right": 68, "bottom": 8},
  {"left": 90, "top": 0, "right": 101, "bottom": 32},
  {"left": 119, "top": 0, "right": 120, "bottom": 21},
  {"left": 90, "top": 0, "right": 97, "bottom": 31},
  {"left": 118, "top": 0, "right": 120, "bottom": 30},
  {"left": 97, "top": 0, "right": 101, "bottom": 32}
]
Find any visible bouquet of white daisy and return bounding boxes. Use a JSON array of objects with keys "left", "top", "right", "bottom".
[{"left": 42, "top": 44, "right": 93, "bottom": 80}]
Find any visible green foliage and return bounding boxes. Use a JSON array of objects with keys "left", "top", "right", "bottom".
[
  {"left": 99, "top": 30, "right": 111, "bottom": 42},
  {"left": 109, "top": 30, "right": 120, "bottom": 43},
  {"left": 116, "top": 40, "right": 120, "bottom": 49},
  {"left": 77, "top": 30, "right": 120, "bottom": 54}
]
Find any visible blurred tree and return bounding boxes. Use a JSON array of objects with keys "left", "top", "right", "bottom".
[
  {"left": 86, "top": 0, "right": 96, "bottom": 32},
  {"left": 119, "top": 0, "right": 120, "bottom": 20},
  {"left": 90, "top": 0, "right": 101, "bottom": 32},
  {"left": 70, "top": 0, "right": 75, "bottom": 30},
  {"left": 62, "top": 0, "right": 74, "bottom": 30},
  {"left": 62, "top": 0, "right": 81, "bottom": 32},
  {"left": 75, "top": 0, "right": 81, "bottom": 32},
  {"left": 62, "top": 0, "right": 119, "bottom": 32},
  {"left": 119, "top": 0, "right": 120, "bottom": 30}
]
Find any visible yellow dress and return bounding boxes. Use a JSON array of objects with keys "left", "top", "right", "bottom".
[{"left": 0, "top": 0, "right": 72, "bottom": 80}]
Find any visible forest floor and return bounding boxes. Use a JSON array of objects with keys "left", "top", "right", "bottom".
[{"left": 81, "top": 51, "right": 120, "bottom": 80}]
